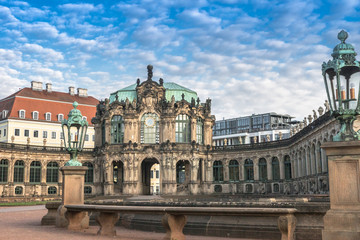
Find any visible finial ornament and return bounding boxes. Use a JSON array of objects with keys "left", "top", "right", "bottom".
[
  {"left": 147, "top": 64, "right": 153, "bottom": 80},
  {"left": 338, "top": 30, "right": 348, "bottom": 43},
  {"left": 73, "top": 101, "right": 78, "bottom": 109}
]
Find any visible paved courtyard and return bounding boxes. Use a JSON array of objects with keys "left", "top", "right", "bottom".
[{"left": 0, "top": 205, "right": 263, "bottom": 240}]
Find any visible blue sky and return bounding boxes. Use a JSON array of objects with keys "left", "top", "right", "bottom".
[{"left": 1, "top": 0, "right": 360, "bottom": 120}]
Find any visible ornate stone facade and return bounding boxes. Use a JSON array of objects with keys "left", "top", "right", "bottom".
[{"left": 0, "top": 66, "right": 339, "bottom": 198}]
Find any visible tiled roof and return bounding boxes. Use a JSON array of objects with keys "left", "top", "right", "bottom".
[{"left": 0, "top": 88, "right": 99, "bottom": 125}]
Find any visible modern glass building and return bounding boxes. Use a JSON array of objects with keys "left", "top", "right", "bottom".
[{"left": 213, "top": 112, "right": 295, "bottom": 146}]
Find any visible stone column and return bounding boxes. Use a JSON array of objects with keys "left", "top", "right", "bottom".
[
  {"left": 322, "top": 141, "right": 360, "bottom": 240},
  {"left": 190, "top": 118, "right": 197, "bottom": 142},
  {"left": 267, "top": 158, "right": 273, "bottom": 181},
  {"left": 223, "top": 160, "right": 229, "bottom": 182},
  {"left": 203, "top": 119, "right": 212, "bottom": 146},
  {"left": 279, "top": 158, "right": 285, "bottom": 180},
  {"left": 56, "top": 166, "right": 88, "bottom": 228},
  {"left": 253, "top": 159, "right": 259, "bottom": 181}
]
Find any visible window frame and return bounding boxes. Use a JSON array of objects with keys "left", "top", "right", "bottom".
[
  {"left": 45, "top": 112, "right": 51, "bottom": 121},
  {"left": 19, "top": 109, "right": 25, "bottom": 119},
  {"left": 175, "top": 114, "right": 191, "bottom": 143},
  {"left": 0, "top": 159, "right": 8, "bottom": 183},
  {"left": 32, "top": 111, "right": 39, "bottom": 120},
  {"left": 29, "top": 161, "right": 41, "bottom": 184}
]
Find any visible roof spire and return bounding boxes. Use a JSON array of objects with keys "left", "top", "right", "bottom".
[{"left": 147, "top": 64, "right": 153, "bottom": 81}]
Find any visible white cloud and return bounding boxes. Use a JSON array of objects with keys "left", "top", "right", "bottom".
[
  {"left": 21, "top": 43, "right": 64, "bottom": 61},
  {"left": 59, "top": 3, "right": 103, "bottom": 14}
]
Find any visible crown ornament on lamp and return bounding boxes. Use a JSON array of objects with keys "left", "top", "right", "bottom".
[
  {"left": 322, "top": 30, "right": 360, "bottom": 141},
  {"left": 61, "top": 101, "right": 88, "bottom": 166}
]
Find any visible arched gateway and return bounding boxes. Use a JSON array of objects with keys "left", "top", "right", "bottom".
[{"left": 141, "top": 158, "right": 160, "bottom": 195}]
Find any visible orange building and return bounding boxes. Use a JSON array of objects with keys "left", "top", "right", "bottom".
[{"left": 0, "top": 81, "right": 98, "bottom": 148}]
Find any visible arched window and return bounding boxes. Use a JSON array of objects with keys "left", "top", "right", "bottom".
[
  {"left": 140, "top": 113, "right": 159, "bottom": 144},
  {"left": 0, "top": 159, "right": 8, "bottom": 183},
  {"left": 284, "top": 155, "right": 292, "bottom": 180},
  {"left": 175, "top": 114, "right": 191, "bottom": 143},
  {"left": 83, "top": 162, "right": 94, "bottom": 183},
  {"left": 272, "top": 157, "right": 280, "bottom": 180},
  {"left": 259, "top": 158, "right": 267, "bottom": 181},
  {"left": 14, "top": 160, "right": 24, "bottom": 183},
  {"left": 176, "top": 161, "right": 186, "bottom": 184},
  {"left": 213, "top": 161, "right": 223, "bottom": 182},
  {"left": 45, "top": 112, "right": 51, "bottom": 121},
  {"left": 46, "top": 162, "right": 59, "bottom": 183},
  {"left": 196, "top": 117, "right": 204, "bottom": 144},
  {"left": 244, "top": 159, "right": 254, "bottom": 181},
  {"left": 111, "top": 115, "right": 124, "bottom": 144},
  {"left": 30, "top": 161, "right": 41, "bottom": 183},
  {"left": 229, "top": 160, "right": 239, "bottom": 182}
]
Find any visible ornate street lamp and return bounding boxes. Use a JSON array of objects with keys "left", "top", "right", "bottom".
[
  {"left": 322, "top": 30, "right": 360, "bottom": 141},
  {"left": 62, "top": 101, "right": 88, "bottom": 166}
]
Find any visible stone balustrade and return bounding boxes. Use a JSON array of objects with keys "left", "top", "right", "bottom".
[{"left": 65, "top": 204, "right": 297, "bottom": 240}]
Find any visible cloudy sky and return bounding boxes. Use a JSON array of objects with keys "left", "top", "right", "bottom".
[{"left": 1, "top": 0, "right": 360, "bottom": 120}]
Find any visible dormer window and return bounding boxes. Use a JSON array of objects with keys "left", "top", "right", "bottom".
[
  {"left": 58, "top": 114, "right": 64, "bottom": 122},
  {"left": 45, "top": 112, "right": 51, "bottom": 121},
  {"left": 32, "top": 111, "right": 39, "bottom": 120},
  {"left": 2, "top": 110, "right": 8, "bottom": 118},
  {"left": 19, "top": 110, "right": 25, "bottom": 119}
]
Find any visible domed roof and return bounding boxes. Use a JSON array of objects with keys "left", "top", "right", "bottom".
[{"left": 109, "top": 82, "right": 197, "bottom": 103}]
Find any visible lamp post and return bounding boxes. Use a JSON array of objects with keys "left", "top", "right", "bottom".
[
  {"left": 322, "top": 30, "right": 360, "bottom": 141},
  {"left": 61, "top": 101, "right": 88, "bottom": 166},
  {"left": 56, "top": 101, "right": 89, "bottom": 229},
  {"left": 321, "top": 31, "right": 360, "bottom": 240}
]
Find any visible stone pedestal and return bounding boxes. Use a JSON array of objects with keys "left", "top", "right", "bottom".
[
  {"left": 56, "top": 166, "right": 89, "bottom": 228},
  {"left": 321, "top": 141, "right": 360, "bottom": 240}
]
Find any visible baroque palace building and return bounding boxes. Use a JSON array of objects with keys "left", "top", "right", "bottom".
[{"left": 0, "top": 65, "right": 338, "bottom": 198}]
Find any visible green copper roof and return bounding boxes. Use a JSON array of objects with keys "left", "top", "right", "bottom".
[{"left": 109, "top": 82, "right": 197, "bottom": 103}]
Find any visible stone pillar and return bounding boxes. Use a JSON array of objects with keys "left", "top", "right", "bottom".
[
  {"left": 279, "top": 159, "right": 285, "bottom": 180},
  {"left": 267, "top": 159, "right": 273, "bottom": 181},
  {"left": 322, "top": 141, "right": 360, "bottom": 240},
  {"left": 253, "top": 159, "right": 259, "bottom": 181},
  {"left": 56, "top": 166, "right": 88, "bottom": 228},
  {"left": 223, "top": 161, "right": 229, "bottom": 182},
  {"left": 203, "top": 119, "right": 213, "bottom": 146},
  {"left": 190, "top": 118, "right": 196, "bottom": 143}
]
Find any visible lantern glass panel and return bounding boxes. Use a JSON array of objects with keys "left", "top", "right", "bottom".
[
  {"left": 325, "top": 72, "right": 338, "bottom": 111},
  {"left": 69, "top": 125, "right": 80, "bottom": 149},
  {"left": 78, "top": 125, "right": 88, "bottom": 151},
  {"left": 349, "top": 72, "right": 360, "bottom": 110},
  {"left": 62, "top": 125, "right": 69, "bottom": 149}
]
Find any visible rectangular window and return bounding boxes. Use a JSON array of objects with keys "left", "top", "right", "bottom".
[
  {"left": 85, "top": 134, "right": 89, "bottom": 141},
  {"left": 60, "top": 132, "right": 64, "bottom": 139},
  {"left": 92, "top": 135, "right": 95, "bottom": 141},
  {"left": 24, "top": 130, "right": 29, "bottom": 137},
  {"left": 3, "top": 129, "right": 6, "bottom": 137},
  {"left": 150, "top": 170, "right": 153, "bottom": 178},
  {"left": 156, "top": 170, "right": 159, "bottom": 179},
  {"left": 43, "top": 131, "right": 47, "bottom": 138},
  {"left": 51, "top": 132, "right": 56, "bottom": 139},
  {"left": 34, "top": 130, "right": 38, "bottom": 138},
  {"left": 15, "top": 129, "right": 20, "bottom": 136}
]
